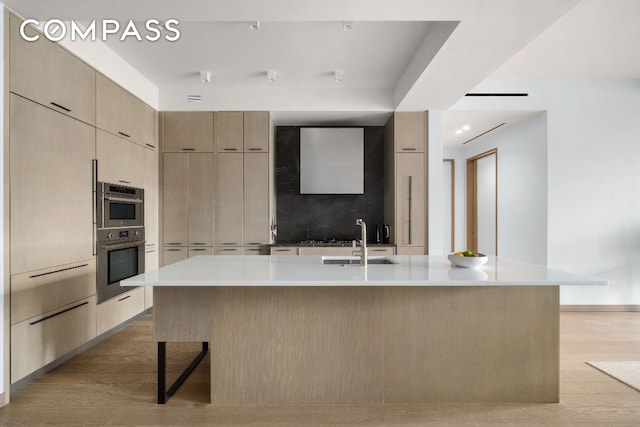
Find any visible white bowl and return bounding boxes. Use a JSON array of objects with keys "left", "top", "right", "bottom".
[{"left": 448, "top": 253, "right": 488, "bottom": 268}]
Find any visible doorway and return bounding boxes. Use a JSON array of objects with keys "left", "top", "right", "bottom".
[{"left": 466, "top": 149, "right": 497, "bottom": 255}]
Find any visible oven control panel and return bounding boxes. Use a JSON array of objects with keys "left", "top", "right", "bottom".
[{"left": 97, "top": 226, "right": 145, "bottom": 244}]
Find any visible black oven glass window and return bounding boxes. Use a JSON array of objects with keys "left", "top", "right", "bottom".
[
  {"left": 108, "top": 247, "right": 139, "bottom": 285},
  {"left": 110, "top": 202, "right": 136, "bottom": 220}
]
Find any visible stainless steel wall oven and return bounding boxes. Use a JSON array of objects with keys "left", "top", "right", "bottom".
[
  {"left": 95, "top": 181, "right": 145, "bottom": 304},
  {"left": 96, "top": 227, "right": 145, "bottom": 303},
  {"left": 97, "top": 182, "right": 144, "bottom": 229}
]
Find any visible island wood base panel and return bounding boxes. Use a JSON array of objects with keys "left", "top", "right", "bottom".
[{"left": 153, "top": 286, "right": 559, "bottom": 405}]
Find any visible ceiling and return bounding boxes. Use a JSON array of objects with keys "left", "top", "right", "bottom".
[
  {"left": 442, "top": 111, "right": 541, "bottom": 147},
  {"left": 4, "top": 0, "right": 638, "bottom": 137}
]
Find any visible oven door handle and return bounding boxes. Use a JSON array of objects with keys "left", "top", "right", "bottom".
[
  {"left": 104, "top": 196, "right": 144, "bottom": 204},
  {"left": 98, "top": 241, "right": 146, "bottom": 251}
]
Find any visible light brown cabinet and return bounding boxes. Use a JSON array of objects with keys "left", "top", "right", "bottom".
[
  {"left": 243, "top": 112, "right": 270, "bottom": 152},
  {"left": 163, "top": 112, "right": 214, "bottom": 152},
  {"left": 9, "top": 94, "right": 95, "bottom": 274},
  {"left": 394, "top": 111, "right": 426, "bottom": 153},
  {"left": 11, "top": 295, "right": 97, "bottom": 383},
  {"left": 96, "top": 74, "right": 153, "bottom": 146},
  {"left": 9, "top": 14, "right": 96, "bottom": 125},
  {"left": 162, "top": 247, "right": 188, "bottom": 266},
  {"left": 96, "top": 129, "right": 144, "bottom": 187},
  {"left": 144, "top": 146, "right": 159, "bottom": 247},
  {"left": 395, "top": 153, "right": 426, "bottom": 248},
  {"left": 188, "top": 155, "right": 215, "bottom": 246},
  {"left": 162, "top": 153, "right": 189, "bottom": 246},
  {"left": 11, "top": 260, "right": 96, "bottom": 326},
  {"left": 214, "top": 111, "right": 244, "bottom": 152},
  {"left": 162, "top": 153, "right": 214, "bottom": 264},
  {"left": 144, "top": 249, "right": 158, "bottom": 309},
  {"left": 243, "top": 153, "right": 271, "bottom": 245},
  {"left": 215, "top": 153, "right": 244, "bottom": 246},
  {"left": 96, "top": 288, "right": 145, "bottom": 336},
  {"left": 384, "top": 112, "right": 427, "bottom": 254}
]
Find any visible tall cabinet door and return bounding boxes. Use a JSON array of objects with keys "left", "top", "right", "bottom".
[
  {"left": 215, "top": 153, "right": 244, "bottom": 246},
  {"left": 396, "top": 153, "right": 426, "bottom": 249},
  {"left": 10, "top": 94, "right": 95, "bottom": 274},
  {"left": 244, "top": 153, "right": 270, "bottom": 245},
  {"left": 162, "top": 153, "right": 189, "bottom": 246},
  {"left": 144, "top": 146, "right": 159, "bottom": 247},
  {"left": 188, "top": 154, "right": 214, "bottom": 246}
]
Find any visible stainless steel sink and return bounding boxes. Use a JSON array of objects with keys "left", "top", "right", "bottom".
[{"left": 322, "top": 256, "right": 397, "bottom": 265}]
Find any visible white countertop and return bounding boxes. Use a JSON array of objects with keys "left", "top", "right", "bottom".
[{"left": 123, "top": 255, "right": 607, "bottom": 287}]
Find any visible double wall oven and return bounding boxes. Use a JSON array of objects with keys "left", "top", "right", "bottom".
[{"left": 96, "top": 182, "right": 145, "bottom": 304}]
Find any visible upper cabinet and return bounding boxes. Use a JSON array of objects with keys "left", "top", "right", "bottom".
[
  {"left": 243, "top": 112, "right": 270, "bottom": 152},
  {"left": 96, "top": 73, "right": 154, "bottom": 147},
  {"left": 162, "top": 112, "right": 214, "bottom": 152},
  {"left": 9, "top": 14, "right": 96, "bottom": 125},
  {"left": 214, "top": 111, "right": 271, "bottom": 152},
  {"left": 214, "top": 112, "right": 244, "bottom": 152},
  {"left": 96, "top": 129, "right": 144, "bottom": 188},
  {"left": 394, "top": 112, "right": 426, "bottom": 153}
]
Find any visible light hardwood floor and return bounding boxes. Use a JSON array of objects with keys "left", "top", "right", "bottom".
[{"left": 1, "top": 312, "right": 639, "bottom": 426}]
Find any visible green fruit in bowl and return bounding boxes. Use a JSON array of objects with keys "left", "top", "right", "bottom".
[{"left": 463, "top": 250, "right": 474, "bottom": 257}]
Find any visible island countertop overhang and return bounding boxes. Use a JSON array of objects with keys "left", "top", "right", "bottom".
[{"left": 122, "top": 255, "right": 608, "bottom": 287}]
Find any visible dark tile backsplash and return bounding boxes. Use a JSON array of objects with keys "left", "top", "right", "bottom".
[{"left": 275, "top": 126, "right": 385, "bottom": 243}]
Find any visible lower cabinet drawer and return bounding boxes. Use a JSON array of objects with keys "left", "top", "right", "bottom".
[
  {"left": 11, "top": 295, "right": 97, "bottom": 383},
  {"left": 368, "top": 247, "right": 396, "bottom": 256},
  {"left": 96, "top": 287, "right": 145, "bottom": 336},
  {"left": 162, "top": 246, "right": 187, "bottom": 266},
  {"left": 11, "top": 259, "right": 96, "bottom": 325},
  {"left": 215, "top": 246, "right": 242, "bottom": 255},
  {"left": 270, "top": 247, "right": 299, "bottom": 255},
  {"left": 189, "top": 247, "right": 213, "bottom": 257},
  {"left": 243, "top": 246, "right": 268, "bottom": 255}
]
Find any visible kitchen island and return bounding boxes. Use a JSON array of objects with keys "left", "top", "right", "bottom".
[{"left": 123, "top": 255, "right": 606, "bottom": 405}]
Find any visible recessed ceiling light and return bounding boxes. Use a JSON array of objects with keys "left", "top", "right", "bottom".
[
  {"left": 267, "top": 70, "right": 277, "bottom": 83},
  {"left": 342, "top": 21, "right": 353, "bottom": 31},
  {"left": 455, "top": 129, "right": 463, "bottom": 135},
  {"left": 334, "top": 70, "right": 344, "bottom": 83},
  {"left": 186, "top": 95, "right": 201, "bottom": 102},
  {"left": 200, "top": 71, "right": 211, "bottom": 83},
  {"left": 462, "top": 125, "right": 470, "bottom": 131},
  {"left": 249, "top": 21, "right": 261, "bottom": 31}
]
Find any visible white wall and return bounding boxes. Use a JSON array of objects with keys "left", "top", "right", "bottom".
[
  {"left": 452, "top": 79, "right": 640, "bottom": 305},
  {"left": 443, "top": 112, "right": 548, "bottom": 265}
]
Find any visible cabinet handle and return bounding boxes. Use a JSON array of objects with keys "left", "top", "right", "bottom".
[
  {"left": 92, "top": 159, "right": 98, "bottom": 256},
  {"left": 166, "top": 249, "right": 182, "bottom": 252},
  {"left": 221, "top": 249, "right": 237, "bottom": 252},
  {"left": 248, "top": 148, "right": 262, "bottom": 151},
  {"left": 145, "top": 143, "right": 156, "bottom": 149},
  {"left": 223, "top": 148, "right": 238, "bottom": 151},
  {"left": 165, "top": 242, "right": 183, "bottom": 246},
  {"left": 118, "top": 180, "right": 131, "bottom": 184},
  {"left": 181, "top": 148, "right": 196, "bottom": 151},
  {"left": 191, "top": 249, "right": 207, "bottom": 252},
  {"left": 191, "top": 242, "right": 207, "bottom": 245},
  {"left": 274, "top": 249, "right": 291, "bottom": 252},
  {"left": 118, "top": 295, "right": 131, "bottom": 302},
  {"left": 50, "top": 102, "right": 71, "bottom": 112},
  {"left": 222, "top": 243, "right": 238, "bottom": 246},
  {"left": 247, "top": 242, "right": 261, "bottom": 245},
  {"left": 372, "top": 249, "right": 387, "bottom": 252},
  {"left": 408, "top": 175, "right": 413, "bottom": 245},
  {"left": 402, "top": 147, "right": 417, "bottom": 151},
  {"left": 29, "top": 263, "right": 89, "bottom": 279},
  {"left": 118, "top": 131, "right": 131, "bottom": 138},
  {"left": 29, "top": 302, "right": 89, "bottom": 326}
]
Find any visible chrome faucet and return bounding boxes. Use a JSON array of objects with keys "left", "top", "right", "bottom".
[{"left": 355, "top": 218, "right": 368, "bottom": 266}]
